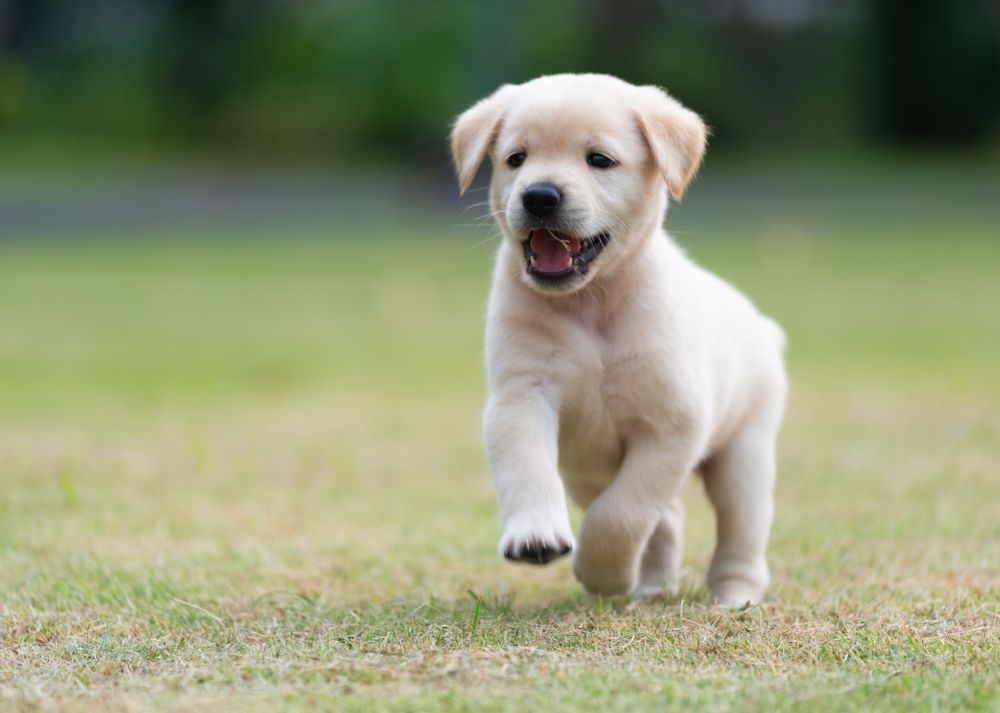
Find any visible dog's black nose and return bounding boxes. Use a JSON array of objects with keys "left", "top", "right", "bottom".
[{"left": 522, "top": 183, "right": 562, "bottom": 218}]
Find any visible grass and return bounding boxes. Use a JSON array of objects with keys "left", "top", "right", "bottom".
[{"left": 0, "top": 206, "right": 998, "bottom": 710}]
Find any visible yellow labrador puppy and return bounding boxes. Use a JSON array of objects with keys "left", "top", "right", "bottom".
[{"left": 451, "top": 74, "right": 787, "bottom": 606}]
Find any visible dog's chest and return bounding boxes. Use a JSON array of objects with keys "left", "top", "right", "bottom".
[{"left": 556, "top": 333, "right": 672, "bottom": 487}]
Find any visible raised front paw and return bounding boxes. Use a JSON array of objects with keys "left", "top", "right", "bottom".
[{"left": 499, "top": 517, "right": 575, "bottom": 566}]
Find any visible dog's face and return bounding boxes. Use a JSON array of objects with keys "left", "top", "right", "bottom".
[{"left": 451, "top": 74, "right": 707, "bottom": 294}]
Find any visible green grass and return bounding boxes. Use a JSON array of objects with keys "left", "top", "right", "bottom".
[{"left": 0, "top": 219, "right": 997, "bottom": 711}]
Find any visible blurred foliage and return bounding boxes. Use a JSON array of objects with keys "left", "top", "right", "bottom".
[{"left": 0, "top": 0, "right": 998, "bottom": 162}]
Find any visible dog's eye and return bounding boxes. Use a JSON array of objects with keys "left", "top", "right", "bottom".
[
  {"left": 507, "top": 152, "right": 526, "bottom": 168},
  {"left": 586, "top": 153, "right": 615, "bottom": 169}
]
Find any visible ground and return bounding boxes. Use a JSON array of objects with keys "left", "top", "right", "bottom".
[{"left": 0, "top": 161, "right": 998, "bottom": 711}]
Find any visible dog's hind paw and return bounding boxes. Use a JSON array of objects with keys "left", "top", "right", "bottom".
[{"left": 709, "top": 579, "right": 766, "bottom": 608}]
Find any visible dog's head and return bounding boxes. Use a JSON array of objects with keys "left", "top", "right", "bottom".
[{"left": 451, "top": 74, "right": 707, "bottom": 294}]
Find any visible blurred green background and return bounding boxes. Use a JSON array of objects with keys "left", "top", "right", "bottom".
[
  {"left": 1, "top": 0, "right": 998, "bottom": 239},
  {"left": 1, "top": 0, "right": 999, "bottom": 237},
  {"left": 0, "top": 0, "right": 998, "bottom": 453},
  {"left": 2, "top": 0, "right": 1000, "bottom": 159}
]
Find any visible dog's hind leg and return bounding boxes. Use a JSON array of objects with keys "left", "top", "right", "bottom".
[{"left": 701, "top": 423, "right": 778, "bottom": 607}]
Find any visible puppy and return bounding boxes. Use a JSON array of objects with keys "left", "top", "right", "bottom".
[{"left": 450, "top": 74, "right": 787, "bottom": 606}]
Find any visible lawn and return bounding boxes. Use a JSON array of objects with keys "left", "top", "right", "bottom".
[{"left": 0, "top": 191, "right": 998, "bottom": 709}]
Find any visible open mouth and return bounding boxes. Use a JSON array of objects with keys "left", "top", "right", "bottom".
[{"left": 521, "top": 229, "right": 611, "bottom": 285}]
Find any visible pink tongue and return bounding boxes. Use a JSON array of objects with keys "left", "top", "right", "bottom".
[{"left": 529, "top": 232, "right": 581, "bottom": 273}]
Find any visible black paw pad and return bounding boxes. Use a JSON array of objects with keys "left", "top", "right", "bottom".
[{"left": 504, "top": 539, "right": 572, "bottom": 565}]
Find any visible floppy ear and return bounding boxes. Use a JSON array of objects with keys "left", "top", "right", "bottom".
[
  {"left": 450, "top": 85, "right": 515, "bottom": 195},
  {"left": 634, "top": 86, "right": 708, "bottom": 201}
]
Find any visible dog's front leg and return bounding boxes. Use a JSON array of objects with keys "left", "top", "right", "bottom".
[
  {"left": 573, "top": 434, "right": 700, "bottom": 595},
  {"left": 484, "top": 381, "right": 574, "bottom": 565}
]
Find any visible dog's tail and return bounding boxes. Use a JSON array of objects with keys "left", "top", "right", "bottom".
[{"left": 762, "top": 316, "right": 787, "bottom": 354}]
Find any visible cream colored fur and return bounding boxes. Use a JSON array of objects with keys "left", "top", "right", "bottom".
[{"left": 451, "top": 74, "right": 787, "bottom": 606}]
